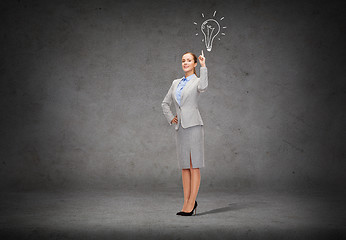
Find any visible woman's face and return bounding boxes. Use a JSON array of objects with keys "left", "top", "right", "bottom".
[{"left": 182, "top": 53, "right": 197, "bottom": 73}]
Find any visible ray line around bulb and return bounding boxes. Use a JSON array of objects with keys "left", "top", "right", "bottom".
[
  {"left": 220, "top": 17, "right": 224, "bottom": 20},
  {"left": 201, "top": 13, "right": 204, "bottom": 18},
  {"left": 213, "top": 11, "right": 217, "bottom": 17}
]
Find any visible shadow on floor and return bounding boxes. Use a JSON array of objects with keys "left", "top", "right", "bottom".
[{"left": 197, "top": 201, "right": 267, "bottom": 216}]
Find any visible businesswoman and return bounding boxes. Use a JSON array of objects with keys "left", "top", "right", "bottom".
[{"left": 161, "top": 51, "right": 207, "bottom": 216}]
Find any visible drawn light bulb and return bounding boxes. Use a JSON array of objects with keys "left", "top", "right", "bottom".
[
  {"left": 194, "top": 11, "right": 226, "bottom": 52},
  {"left": 201, "top": 19, "right": 220, "bottom": 52}
]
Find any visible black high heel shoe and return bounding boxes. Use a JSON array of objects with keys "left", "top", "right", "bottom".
[
  {"left": 180, "top": 201, "right": 198, "bottom": 216},
  {"left": 176, "top": 201, "right": 197, "bottom": 216}
]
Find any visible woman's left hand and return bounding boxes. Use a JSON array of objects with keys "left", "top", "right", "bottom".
[{"left": 198, "top": 50, "right": 206, "bottom": 67}]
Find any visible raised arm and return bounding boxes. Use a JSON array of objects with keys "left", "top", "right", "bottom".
[
  {"left": 161, "top": 82, "right": 175, "bottom": 125},
  {"left": 198, "top": 50, "right": 208, "bottom": 92}
]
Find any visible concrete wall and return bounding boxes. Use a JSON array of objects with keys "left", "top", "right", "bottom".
[{"left": 1, "top": 0, "right": 345, "bottom": 191}]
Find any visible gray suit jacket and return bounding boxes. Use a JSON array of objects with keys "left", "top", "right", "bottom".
[{"left": 161, "top": 67, "right": 208, "bottom": 130}]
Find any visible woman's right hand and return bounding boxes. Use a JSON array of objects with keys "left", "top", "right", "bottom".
[{"left": 171, "top": 115, "right": 178, "bottom": 124}]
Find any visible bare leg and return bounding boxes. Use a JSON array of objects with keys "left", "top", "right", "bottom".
[
  {"left": 181, "top": 153, "right": 193, "bottom": 212},
  {"left": 185, "top": 153, "right": 201, "bottom": 212},
  {"left": 181, "top": 168, "right": 191, "bottom": 211}
]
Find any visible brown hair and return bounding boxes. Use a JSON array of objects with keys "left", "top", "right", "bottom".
[{"left": 182, "top": 52, "right": 197, "bottom": 75}]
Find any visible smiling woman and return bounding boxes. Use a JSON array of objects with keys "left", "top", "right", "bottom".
[
  {"left": 182, "top": 53, "right": 197, "bottom": 75},
  {"left": 161, "top": 51, "right": 208, "bottom": 216}
]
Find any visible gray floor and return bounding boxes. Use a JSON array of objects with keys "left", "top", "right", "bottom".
[{"left": 1, "top": 188, "right": 345, "bottom": 239}]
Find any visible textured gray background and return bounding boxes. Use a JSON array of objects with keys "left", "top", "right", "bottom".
[{"left": 1, "top": 0, "right": 345, "bottom": 192}]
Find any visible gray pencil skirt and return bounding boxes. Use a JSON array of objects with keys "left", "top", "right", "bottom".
[{"left": 175, "top": 123, "right": 205, "bottom": 169}]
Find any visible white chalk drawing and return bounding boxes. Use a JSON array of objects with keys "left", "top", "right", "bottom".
[
  {"left": 201, "top": 19, "right": 220, "bottom": 52},
  {"left": 194, "top": 11, "right": 226, "bottom": 52}
]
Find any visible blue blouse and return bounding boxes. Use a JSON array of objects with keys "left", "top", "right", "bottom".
[{"left": 176, "top": 74, "right": 196, "bottom": 105}]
